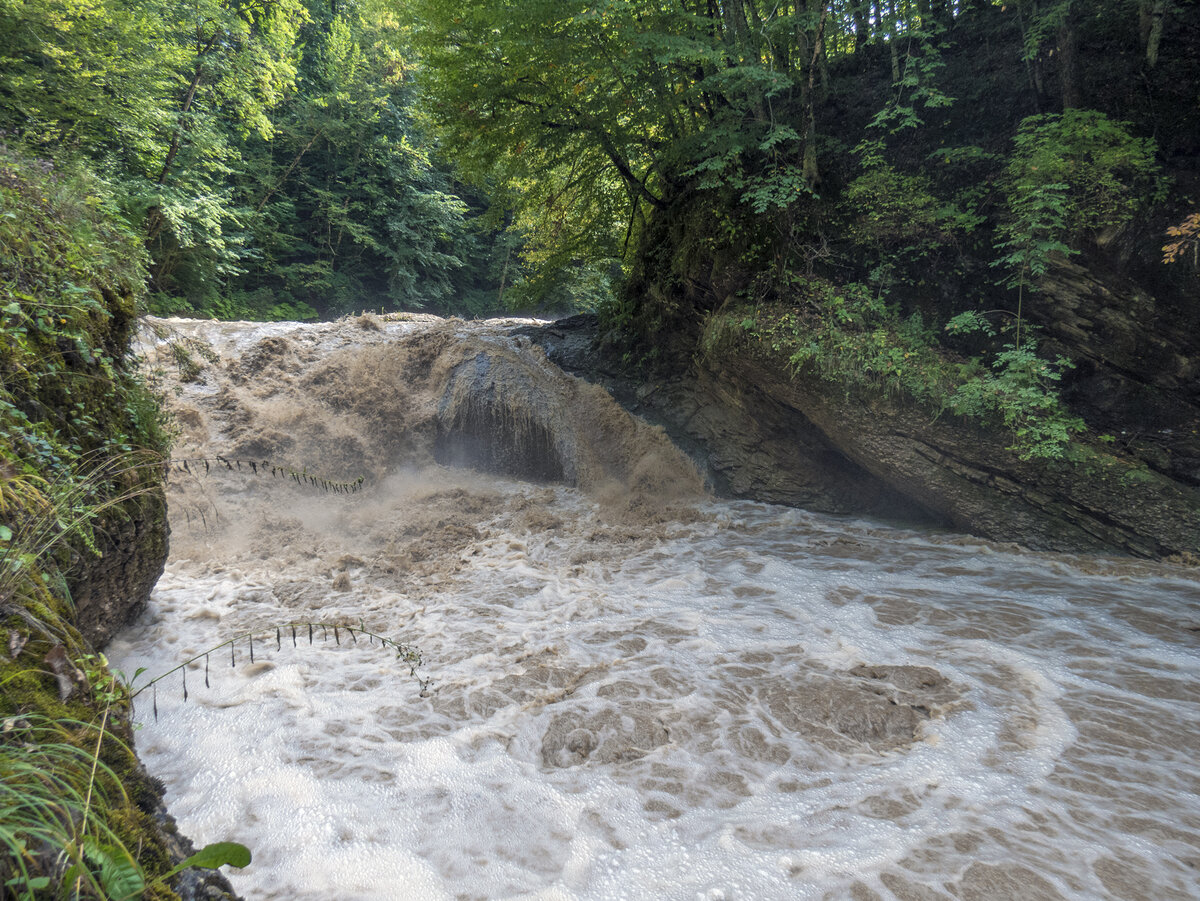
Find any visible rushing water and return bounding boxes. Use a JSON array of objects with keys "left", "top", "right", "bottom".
[{"left": 110, "top": 316, "right": 1200, "bottom": 901}]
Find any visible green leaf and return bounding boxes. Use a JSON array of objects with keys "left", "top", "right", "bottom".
[
  {"left": 0, "top": 525, "right": 11, "bottom": 542},
  {"left": 162, "top": 841, "right": 252, "bottom": 881},
  {"left": 3, "top": 876, "right": 50, "bottom": 891},
  {"left": 83, "top": 837, "right": 146, "bottom": 901}
]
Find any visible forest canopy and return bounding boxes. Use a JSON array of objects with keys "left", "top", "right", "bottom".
[
  {"left": 0, "top": 0, "right": 514, "bottom": 318},
  {"left": 1, "top": 1, "right": 1194, "bottom": 314}
]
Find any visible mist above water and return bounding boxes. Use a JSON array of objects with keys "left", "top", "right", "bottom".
[{"left": 111, "top": 315, "right": 1200, "bottom": 900}]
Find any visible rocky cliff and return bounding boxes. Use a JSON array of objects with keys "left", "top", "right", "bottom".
[{"left": 528, "top": 306, "right": 1200, "bottom": 560}]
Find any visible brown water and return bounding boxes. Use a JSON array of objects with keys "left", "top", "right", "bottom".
[{"left": 110, "top": 315, "right": 1200, "bottom": 900}]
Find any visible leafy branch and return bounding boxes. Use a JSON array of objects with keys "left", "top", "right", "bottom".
[{"left": 1163, "top": 211, "right": 1200, "bottom": 265}]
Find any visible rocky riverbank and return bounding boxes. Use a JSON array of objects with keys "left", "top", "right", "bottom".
[{"left": 525, "top": 312, "right": 1200, "bottom": 559}]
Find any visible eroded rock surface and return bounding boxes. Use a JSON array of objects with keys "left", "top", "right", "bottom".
[{"left": 527, "top": 314, "right": 1200, "bottom": 558}]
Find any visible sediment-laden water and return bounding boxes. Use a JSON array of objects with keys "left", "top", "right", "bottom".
[{"left": 110, "top": 315, "right": 1200, "bottom": 901}]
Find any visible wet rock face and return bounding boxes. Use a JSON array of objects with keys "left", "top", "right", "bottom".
[
  {"left": 525, "top": 314, "right": 1200, "bottom": 558},
  {"left": 432, "top": 341, "right": 704, "bottom": 500},
  {"left": 722, "top": 351, "right": 1200, "bottom": 558},
  {"left": 527, "top": 316, "right": 939, "bottom": 524},
  {"left": 435, "top": 353, "right": 572, "bottom": 483},
  {"left": 69, "top": 486, "right": 169, "bottom": 648}
]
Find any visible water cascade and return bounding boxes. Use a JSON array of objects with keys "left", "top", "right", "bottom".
[{"left": 110, "top": 315, "right": 1200, "bottom": 901}]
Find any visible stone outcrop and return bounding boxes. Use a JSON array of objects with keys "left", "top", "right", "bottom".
[
  {"left": 1033, "top": 255, "right": 1200, "bottom": 487},
  {"left": 527, "top": 313, "right": 1200, "bottom": 558},
  {"left": 69, "top": 485, "right": 169, "bottom": 648},
  {"left": 527, "top": 316, "right": 937, "bottom": 525}
]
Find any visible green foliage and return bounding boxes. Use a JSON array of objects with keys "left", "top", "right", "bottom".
[
  {"left": 0, "top": 147, "right": 215, "bottom": 897},
  {"left": 0, "top": 147, "right": 170, "bottom": 476},
  {"left": 864, "top": 17, "right": 955, "bottom": 137},
  {"left": 989, "top": 109, "right": 1164, "bottom": 346},
  {"left": 842, "top": 165, "right": 980, "bottom": 280},
  {"left": 1000, "top": 110, "right": 1164, "bottom": 251},
  {"left": 411, "top": 0, "right": 837, "bottom": 296},
  {"left": 162, "top": 842, "right": 251, "bottom": 880},
  {"left": 0, "top": 715, "right": 136, "bottom": 899},
  {"left": 992, "top": 178, "right": 1074, "bottom": 292},
  {"left": 0, "top": 0, "right": 507, "bottom": 319},
  {"left": 714, "top": 272, "right": 1087, "bottom": 462},
  {"left": 226, "top": 2, "right": 475, "bottom": 317},
  {"left": 0, "top": 712, "right": 251, "bottom": 900},
  {"left": 949, "top": 341, "right": 1085, "bottom": 461},
  {"left": 715, "top": 277, "right": 956, "bottom": 406}
]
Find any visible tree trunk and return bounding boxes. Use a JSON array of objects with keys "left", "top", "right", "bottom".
[
  {"left": 1056, "top": 5, "right": 1080, "bottom": 109},
  {"left": 1014, "top": 2, "right": 1045, "bottom": 112},
  {"left": 158, "top": 30, "right": 221, "bottom": 186},
  {"left": 801, "top": 7, "right": 828, "bottom": 191},
  {"left": 1146, "top": 0, "right": 1168, "bottom": 68},
  {"left": 852, "top": 2, "right": 870, "bottom": 53},
  {"left": 808, "top": 0, "right": 829, "bottom": 90},
  {"left": 889, "top": 22, "right": 901, "bottom": 83},
  {"left": 257, "top": 130, "right": 323, "bottom": 212}
]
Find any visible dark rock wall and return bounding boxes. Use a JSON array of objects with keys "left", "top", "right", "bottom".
[
  {"left": 69, "top": 485, "right": 169, "bottom": 648},
  {"left": 528, "top": 314, "right": 1200, "bottom": 559},
  {"left": 1036, "top": 256, "right": 1200, "bottom": 487},
  {"left": 528, "top": 316, "right": 942, "bottom": 526},
  {"left": 712, "top": 348, "right": 1200, "bottom": 558}
]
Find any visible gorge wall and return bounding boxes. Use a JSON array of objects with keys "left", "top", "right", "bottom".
[{"left": 527, "top": 300, "right": 1200, "bottom": 560}]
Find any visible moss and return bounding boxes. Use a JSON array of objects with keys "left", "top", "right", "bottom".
[
  {"left": 0, "top": 146, "right": 181, "bottom": 899},
  {"left": 0, "top": 615, "right": 185, "bottom": 899}
]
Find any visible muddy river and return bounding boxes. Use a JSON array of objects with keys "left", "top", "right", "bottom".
[{"left": 110, "top": 315, "right": 1200, "bottom": 900}]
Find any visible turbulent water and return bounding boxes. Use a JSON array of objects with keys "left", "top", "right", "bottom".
[{"left": 110, "top": 315, "right": 1200, "bottom": 901}]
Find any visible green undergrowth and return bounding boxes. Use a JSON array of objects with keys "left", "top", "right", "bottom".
[
  {"left": 0, "top": 145, "right": 247, "bottom": 898},
  {"left": 703, "top": 274, "right": 1086, "bottom": 462}
]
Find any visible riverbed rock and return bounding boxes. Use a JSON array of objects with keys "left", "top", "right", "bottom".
[
  {"left": 434, "top": 343, "right": 705, "bottom": 502},
  {"left": 527, "top": 316, "right": 937, "bottom": 524}
]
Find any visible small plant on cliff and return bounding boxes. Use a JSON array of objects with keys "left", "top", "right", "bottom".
[
  {"left": 714, "top": 275, "right": 957, "bottom": 407},
  {"left": 0, "top": 453, "right": 165, "bottom": 619},
  {"left": 945, "top": 331, "right": 1085, "bottom": 462},
  {"left": 0, "top": 714, "right": 146, "bottom": 898},
  {"left": 713, "top": 273, "right": 1086, "bottom": 462},
  {"left": 1001, "top": 111, "right": 1164, "bottom": 247},
  {"left": 993, "top": 110, "right": 1165, "bottom": 345}
]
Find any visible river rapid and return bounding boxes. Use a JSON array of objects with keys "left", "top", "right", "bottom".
[{"left": 110, "top": 315, "right": 1200, "bottom": 901}]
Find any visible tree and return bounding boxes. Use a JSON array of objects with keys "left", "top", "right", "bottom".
[
  {"left": 228, "top": 0, "right": 471, "bottom": 317},
  {"left": 411, "top": 0, "right": 837, "bottom": 297}
]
